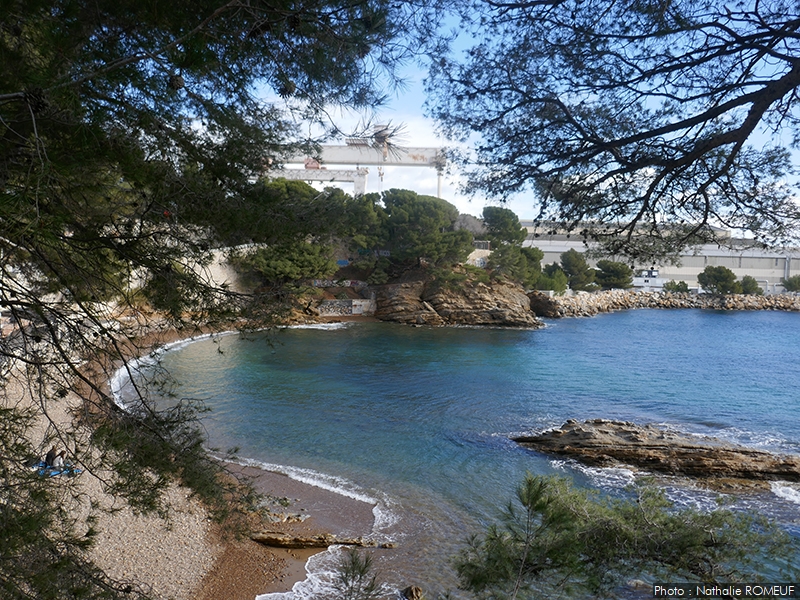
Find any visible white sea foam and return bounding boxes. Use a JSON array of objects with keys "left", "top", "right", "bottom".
[
  {"left": 233, "top": 457, "right": 378, "bottom": 505},
  {"left": 109, "top": 354, "right": 155, "bottom": 410},
  {"left": 550, "top": 459, "right": 737, "bottom": 511},
  {"left": 231, "top": 457, "right": 402, "bottom": 600},
  {"left": 284, "top": 322, "right": 350, "bottom": 330},
  {"left": 661, "top": 485, "right": 730, "bottom": 512},
  {"left": 771, "top": 482, "right": 800, "bottom": 505},
  {"left": 550, "top": 459, "right": 637, "bottom": 489},
  {"left": 255, "top": 546, "right": 399, "bottom": 600},
  {"left": 227, "top": 456, "right": 401, "bottom": 534},
  {"left": 256, "top": 547, "right": 342, "bottom": 600},
  {"left": 110, "top": 330, "right": 239, "bottom": 409},
  {"left": 712, "top": 427, "right": 795, "bottom": 452},
  {"left": 649, "top": 421, "right": 796, "bottom": 454}
]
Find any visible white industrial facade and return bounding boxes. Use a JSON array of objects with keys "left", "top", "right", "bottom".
[{"left": 521, "top": 227, "right": 797, "bottom": 293}]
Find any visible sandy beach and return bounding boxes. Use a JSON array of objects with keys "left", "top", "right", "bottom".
[
  {"left": 84, "top": 462, "right": 378, "bottom": 600},
  {"left": 7, "top": 321, "right": 379, "bottom": 600},
  {"left": 196, "top": 465, "right": 378, "bottom": 600}
]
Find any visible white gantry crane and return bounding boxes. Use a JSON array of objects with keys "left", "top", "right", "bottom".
[{"left": 269, "top": 126, "right": 446, "bottom": 196}]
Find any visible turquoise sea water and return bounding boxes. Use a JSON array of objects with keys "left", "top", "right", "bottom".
[{"left": 128, "top": 310, "right": 800, "bottom": 598}]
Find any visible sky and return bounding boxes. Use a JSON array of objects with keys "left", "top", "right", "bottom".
[
  {"left": 279, "top": 66, "right": 541, "bottom": 221},
  {"left": 266, "top": 8, "right": 800, "bottom": 232}
]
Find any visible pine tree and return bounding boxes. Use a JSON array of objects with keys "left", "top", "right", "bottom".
[
  {"left": 456, "top": 475, "right": 800, "bottom": 600},
  {"left": 0, "top": 1, "right": 446, "bottom": 597}
]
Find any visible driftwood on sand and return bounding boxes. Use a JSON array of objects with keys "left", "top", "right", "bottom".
[{"left": 514, "top": 419, "right": 800, "bottom": 487}]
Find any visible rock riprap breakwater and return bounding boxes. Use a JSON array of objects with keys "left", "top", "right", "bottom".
[
  {"left": 528, "top": 290, "right": 800, "bottom": 318},
  {"left": 514, "top": 419, "right": 800, "bottom": 487}
]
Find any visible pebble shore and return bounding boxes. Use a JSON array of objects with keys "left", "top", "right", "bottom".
[
  {"left": 5, "top": 318, "right": 377, "bottom": 600},
  {"left": 85, "top": 480, "right": 222, "bottom": 600}
]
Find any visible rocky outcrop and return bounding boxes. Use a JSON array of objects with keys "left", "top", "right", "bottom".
[
  {"left": 250, "top": 531, "right": 394, "bottom": 549},
  {"left": 425, "top": 279, "right": 541, "bottom": 327},
  {"left": 539, "top": 290, "right": 800, "bottom": 318},
  {"left": 527, "top": 291, "right": 562, "bottom": 318},
  {"left": 375, "top": 276, "right": 543, "bottom": 328},
  {"left": 373, "top": 280, "right": 446, "bottom": 326},
  {"left": 514, "top": 419, "right": 800, "bottom": 485}
]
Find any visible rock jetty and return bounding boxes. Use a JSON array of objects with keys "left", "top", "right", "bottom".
[
  {"left": 528, "top": 290, "right": 800, "bottom": 318},
  {"left": 514, "top": 419, "right": 800, "bottom": 486}
]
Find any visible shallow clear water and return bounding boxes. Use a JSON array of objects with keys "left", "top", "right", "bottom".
[{"left": 137, "top": 310, "right": 800, "bottom": 597}]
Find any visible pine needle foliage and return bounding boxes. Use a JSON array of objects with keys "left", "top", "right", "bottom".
[
  {"left": 333, "top": 549, "right": 383, "bottom": 600},
  {"left": 0, "top": 0, "right": 448, "bottom": 597},
  {"left": 428, "top": 0, "right": 800, "bottom": 261},
  {"left": 455, "top": 474, "right": 800, "bottom": 600}
]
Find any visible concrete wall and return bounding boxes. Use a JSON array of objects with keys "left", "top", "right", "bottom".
[
  {"left": 204, "top": 248, "right": 247, "bottom": 292},
  {"left": 317, "top": 298, "right": 376, "bottom": 316}
]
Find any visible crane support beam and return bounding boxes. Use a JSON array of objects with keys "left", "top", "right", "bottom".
[
  {"left": 287, "top": 145, "right": 445, "bottom": 169},
  {"left": 268, "top": 168, "right": 369, "bottom": 195}
]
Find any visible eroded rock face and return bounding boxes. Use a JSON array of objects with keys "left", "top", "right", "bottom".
[
  {"left": 514, "top": 419, "right": 800, "bottom": 484},
  {"left": 373, "top": 280, "right": 445, "bottom": 326},
  {"left": 425, "top": 280, "right": 541, "bottom": 327},
  {"left": 527, "top": 291, "right": 562, "bottom": 318},
  {"left": 374, "top": 277, "right": 543, "bottom": 328}
]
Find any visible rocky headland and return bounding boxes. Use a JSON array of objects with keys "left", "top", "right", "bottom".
[
  {"left": 529, "top": 289, "right": 800, "bottom": 318},
  {"left": 514, "top": 419, "right": 800, "bottom": 488},
  {"left": 374, "top": 275, "right": 543, "bottom": 328}
]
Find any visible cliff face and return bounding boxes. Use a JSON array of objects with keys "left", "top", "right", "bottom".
[{"left": 374, "top": 277, "right": 543, "bottom": 328}]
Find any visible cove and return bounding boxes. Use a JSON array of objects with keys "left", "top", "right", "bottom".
[{"left": 150, "top": 309, "right": 800, "bottom": 597}]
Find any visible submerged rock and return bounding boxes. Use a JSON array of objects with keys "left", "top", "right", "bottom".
[{"left": 514, "top": 419, "right": 800, "bottom": 485}]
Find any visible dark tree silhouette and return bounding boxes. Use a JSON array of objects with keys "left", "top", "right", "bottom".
[
  {"left": 0, "top": 0, "right": 445, "bottom": 597},
  {"left": 428, "top": 0, "right": 800, "bottom": 261}
]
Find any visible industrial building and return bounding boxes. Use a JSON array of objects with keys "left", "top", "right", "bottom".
[{"left": 520, "top": 222, "right": 797, "bottom": 293}]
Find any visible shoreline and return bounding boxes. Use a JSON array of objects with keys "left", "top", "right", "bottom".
[
  {"left": 98, "top": 312, "right": 800, "bottom": 600},
  {"left": 102, "top": 321, "right": 380, "bottom": 600},
  {"left": 196, "top": 463, "right": 378, "bottom": 600},
  {"left": 86, "top": 308, "right": 800, "bottom": 598}
]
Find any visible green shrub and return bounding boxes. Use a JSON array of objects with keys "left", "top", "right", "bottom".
[
  {"left": 697, "top": 265, "right": 741, "bottom": 295},
  {"left": 334, "top": 549, "right": 382, "bottom": 600},
  {"left": 663, "top": 279, "right": 690, "bottom": 293},
  {"left": 781, "top": 275, "right": 800, "bottom": 292},
  {"left": 456, "top": 475, "right": 799, "bottom": 599},
  {"left": 595, "top": 260, "right": 633, "bottom": 289},
  {"left": 740, "top": 275, "right": 763, "bottom": 295}
]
